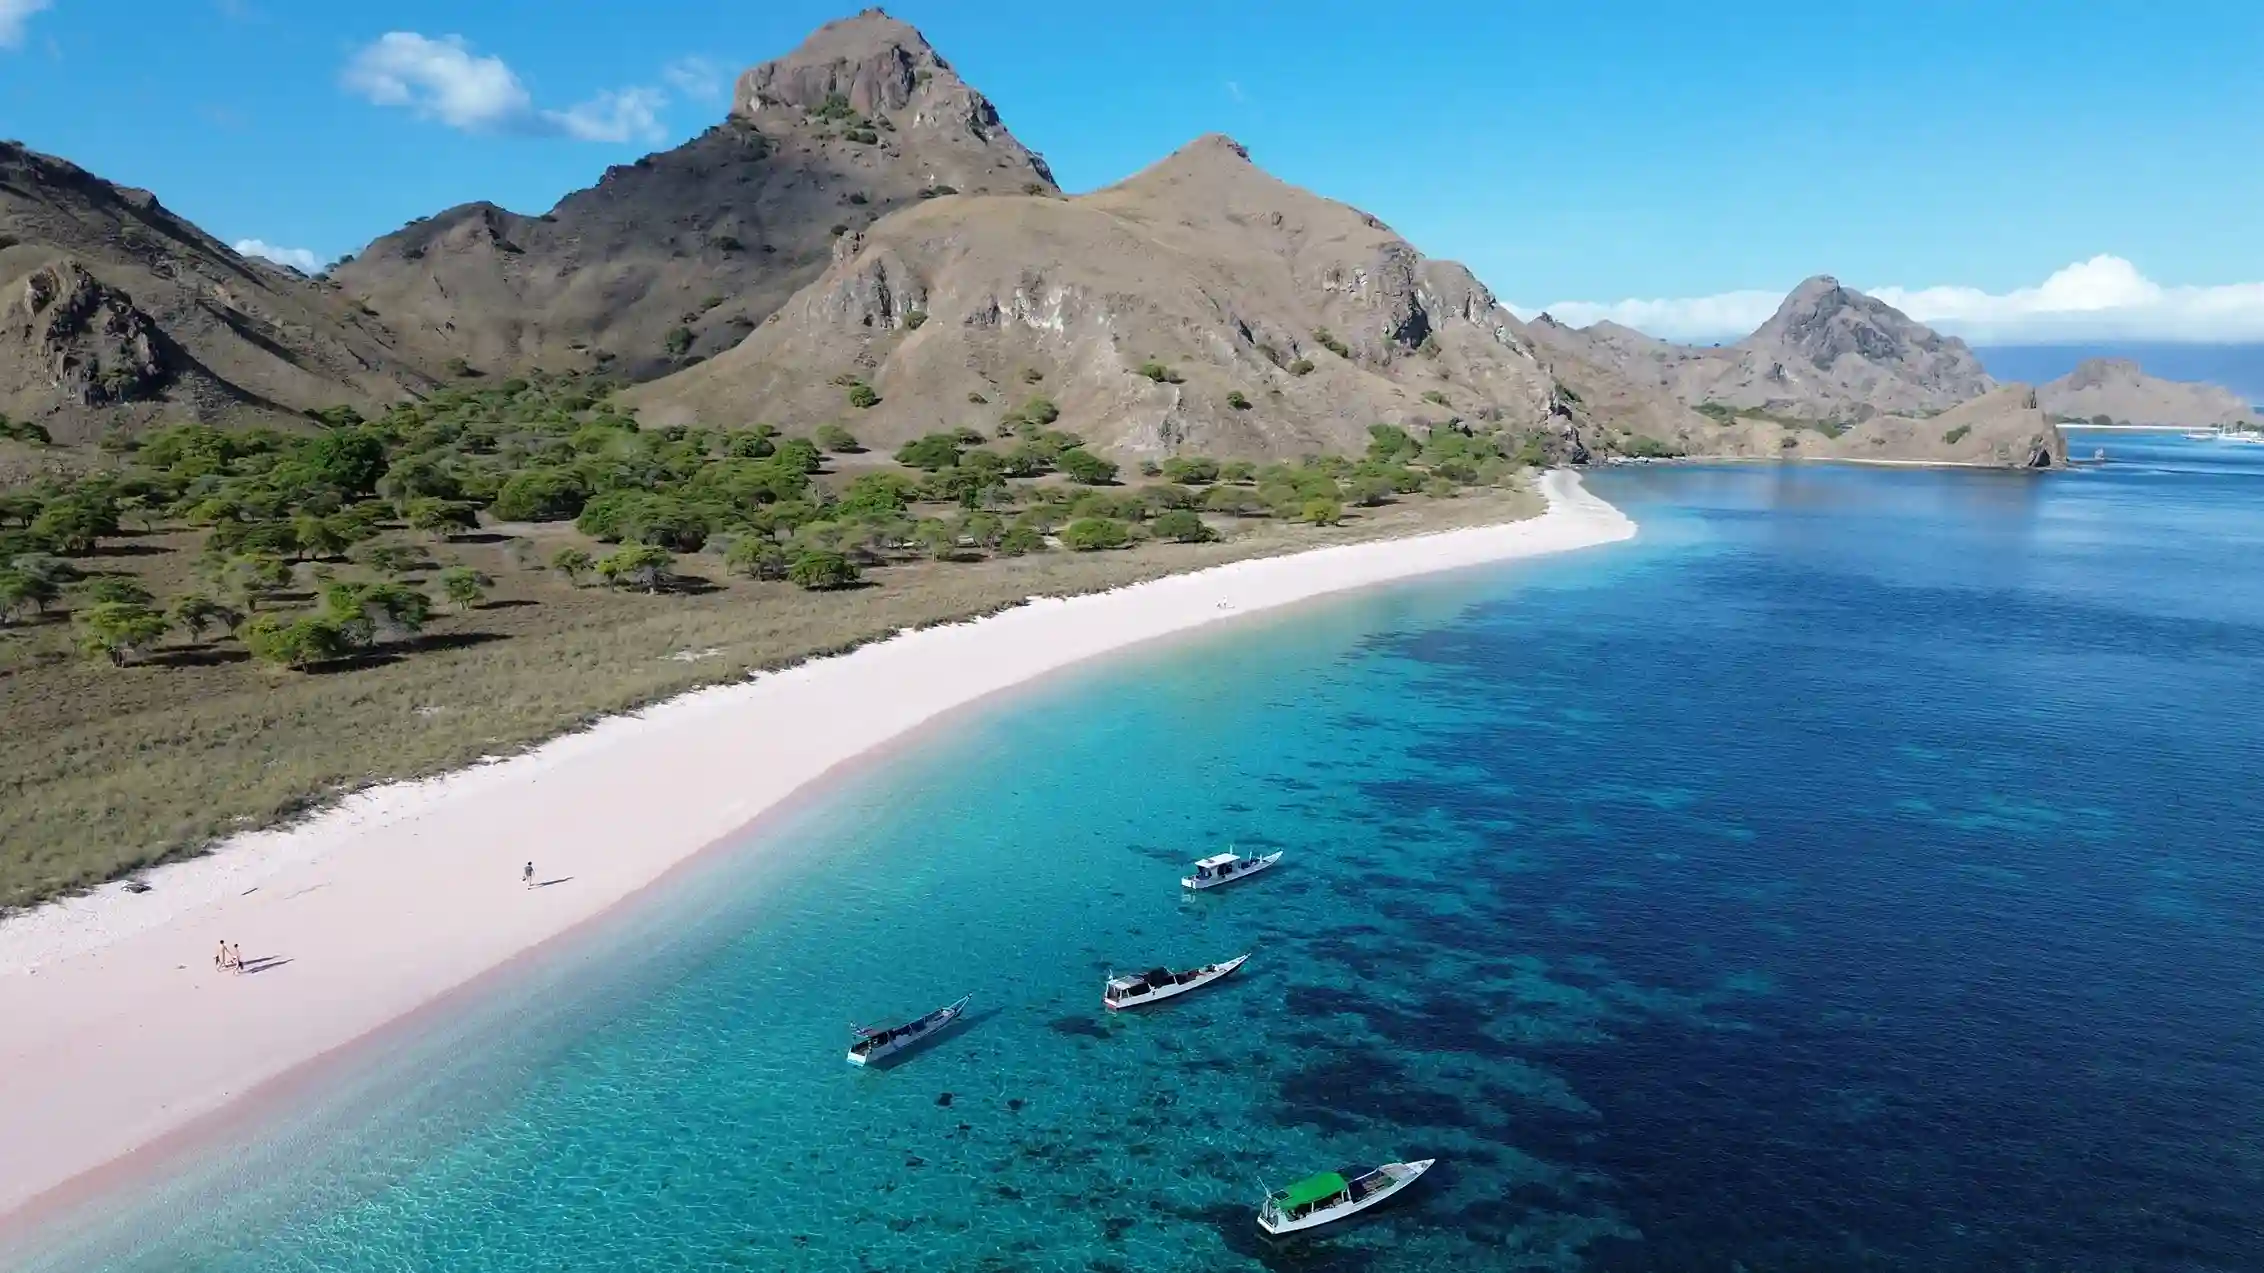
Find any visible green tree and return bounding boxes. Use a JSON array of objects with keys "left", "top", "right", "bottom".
[
  {"left": 837, "top": 471, "right": 919, "bottom": 519},
  {"left": 1300, "top": 497, "right": 1344, "bottom": 526},
  {"left": 957, "top": 511, "right": 1003, "bottom": 549},
  {"left": 814, "top": 423, "right": 861, "bottom": 453},
  {"left": 895, "top": 433, "right": 964, "bottom": 471},
  {"left": 1060, "top": 517, "right": 1132, "bottom": 551},
  {"left": 664, "top": 326, "right": 694, "bottom": 357},
  {"left": 241, "top": 614, "right": 353, "bottom": 670},
  {"left": 725, "top": 535, "right": 790, "bottom": 580},
  {"left": 775, "top": 437, "right": 824, "bottom": 475},
  {"left": 1150, "top": 509, "right": 1218, "bottom": 544},
  {"left": 76, "top": 601, "right": 170, "bottom": 667},
  {"left": 169, "top": 594, "right": 238, "bottom": 640},
  {"left": 292, "top": 512, "right": 351, "bottom": 561},
  {"left": 81, "top": 575, "right": 155, "bottom": 607},
  {"left": 846, "top": 382, "right": 880, "bottom": 410},
  {"left": 1226, "top": 391, "right": 1251, "bottom": 411},
  {"left": 325, "top": 581, "right": 430, "bottom": 643},
  {"left": 222, "top": 553, "right": 294, "bottom": 612},
  {"left": 597, "top": 544, "right": 675, "bottom": 593},
  {"left": 1347, "top": 474, "right": 1395, "bottom": 507},
  {"left": 551, "top": 546, "right": 594, "bottom": 585},
  {"left": 492, "top": 469, "right": 588, "bottom": 522},
  {"left": 1288, "top": 358, "right": 1315, "bottom": 376},
  {"left": 1161, "top": 456, "right": 1220, "bottom": 485},
  {"left": 1136, "top": 360, "right": 1184, "bottom": 383},
  {"left": 724, "top": 431, "right": 778, "bottom": 459},
  {"left": 296, "top": 428, "right": 389, "bottom": 498},
  {"left": 787, "top": 549, "right": 860, "bottom": 590},
  {"left": 913, "top": 517, "right": 959, "bottom": 560},
  {"left": 29, "top": 497, "right": 116, "bottom": 554},
  {"left": 0, "top": 570, "right": 59, "bottom": 624},
  {"left": 1219, "top": 460, "right": 1257, "bottom": 483},
  {"left": 406, "top": 498, "right": 480, "bottom": 538},
  {"left": 997, "top": 524, "right": 1047, "bottom": 556},
  {"left": 1058, "top": 448, "right": 1118, "bottom": 485},
  {"left": 437, "top": 566, "right": 490, "bottom": 611}
]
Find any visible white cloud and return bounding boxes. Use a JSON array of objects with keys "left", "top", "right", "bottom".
[
  {"left": 1519, "top": 256, "right": 2264, "bottom": 345},
  {"left": 662, "top": 56, "right": 728, "bottom": 103},
  {"left": 1, "top": 0, "right": 53, "bottom": 50},
  {"left": 544, "top": 86, "right": 667, "bottom": 144},
  {"left": 341, "top": 32, "right": 668, "bottom": 144},
  {"left": 234, "top": 240, "right": 322, "bottom": 273}
]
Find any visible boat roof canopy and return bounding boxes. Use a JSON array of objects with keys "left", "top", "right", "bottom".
[
  {"left": 1194, "top": 853, "right": 1240, "bottom": 868},
  {"left": 1276, "top": 1172, "right": 1349, "bottom": 1209}
]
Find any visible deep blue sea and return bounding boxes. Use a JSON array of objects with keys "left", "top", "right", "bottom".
[{"left": 23, "top": 434, "right": 2264, "bottom": 1272}]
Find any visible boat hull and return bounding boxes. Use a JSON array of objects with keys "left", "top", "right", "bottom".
[
  {"left": 1104, "top": 954, "right": 1249, "bottom": 1011},
  {"left": 1181, "top": 852, "right": 1283, "bottom": 891},
  {"left": 846, "top": 994, "right": 970, "bottom": 1066},
  {"left": 1258, "top": 1159, "right": 1434, "bottom": 1235}
]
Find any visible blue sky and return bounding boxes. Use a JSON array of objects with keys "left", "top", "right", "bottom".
[{"left": 4, "top": 0, "right": 2261, "bottom": 341}]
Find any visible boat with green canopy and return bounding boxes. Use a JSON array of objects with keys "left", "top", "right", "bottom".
[{"left": 1257, "top": 1158, "right": 1434, "bottom": 1234}]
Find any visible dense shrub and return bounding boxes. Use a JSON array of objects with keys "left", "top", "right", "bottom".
[{"left": 1060, "top": 518, "right": 1132, "bottom": 551}]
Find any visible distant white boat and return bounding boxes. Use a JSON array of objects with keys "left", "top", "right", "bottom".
[
  {"left": 1103, "top": 954, "right": 1248, "bottom": 1011},
  {"left": 2184, "top": 430, "right": 2221, "bottom": 441},
  {"left": 1258, "top": 1159, "right": 1435, "bottom": 1235},
  {"left": 846, "top": 994, "right": 969, "bottom": 1066},
  {"left": 1181, "top": 850, "right": 1282, "bottom": 891}
]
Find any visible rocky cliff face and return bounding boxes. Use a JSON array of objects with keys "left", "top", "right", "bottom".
[
  {"left": 1533, "top": 277, "right": 1996, "bottom": 422},
  {"left": 333, "top": 9, "right": 1057, "bottom": 381},
  {"left": 0, "top": 141, "right": 438, "bottom": 442},
  {"left": 2037, "top": 357, "right": 2255, "bottom": 427},
  {"left": 628, "top": 134, "right": 1616, "bottom": 461}
]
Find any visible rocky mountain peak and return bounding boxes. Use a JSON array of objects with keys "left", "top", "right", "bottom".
[
  {"left": 730, "top": 8, "right": 1053, "bottom": 186},
  {"left": 2065, "top": 356, "right": 2141, "bottom": 388}
]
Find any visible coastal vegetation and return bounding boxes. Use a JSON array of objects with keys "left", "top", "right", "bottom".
[{"left": 0, "top": 372, "right": 1551, "bottom": 908}]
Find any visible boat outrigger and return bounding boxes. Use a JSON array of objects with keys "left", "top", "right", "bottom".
[
  {"left": 1257, "top": 1159, "right": 1435, "bottom": 1235},
  {"left": 846, "top": 994, "right": 970, "bottom": 1066},
  {"left": 1103, "top": 954, "right": 1249, "bottom": 1011},
  {"left": 1181, "top": 850, "right": 1282, "bottom": 891}
]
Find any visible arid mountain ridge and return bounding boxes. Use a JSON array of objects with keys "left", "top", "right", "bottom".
[
  {"left": 0, "top": 8, "right": 2242, "bottom": 466},
  {"left": 0, "top": 140, "right": 439, "bottom": 444}
]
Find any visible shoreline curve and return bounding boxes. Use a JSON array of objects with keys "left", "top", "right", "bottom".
[{"left": 0, "top": 468, "right": 1636, "bottom": 1229}]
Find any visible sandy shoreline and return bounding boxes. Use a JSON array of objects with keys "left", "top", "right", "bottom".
[{"left": 0, "top": 469, "right": 1635, "bottom": 1228}]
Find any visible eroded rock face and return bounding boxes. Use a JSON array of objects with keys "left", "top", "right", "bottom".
[{"left": 9, "top": 260, "right": 166, "bottom": 405}]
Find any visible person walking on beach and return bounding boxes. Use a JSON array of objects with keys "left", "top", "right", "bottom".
[
  {"left": 523, "top": 861, "right": 535, "bottom": 889},
  {"left": 228, "top": 942, "right": 243, "bottom": 973},
  {"left": 215, "top": 940, "right": 228, "bottom": 972}
]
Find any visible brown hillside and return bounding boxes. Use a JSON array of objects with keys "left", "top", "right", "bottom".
[
  {"left": 0, "top": 141, "right": 439, "bottom": 444},
  {"left": 629, "top": 134, "right": 1602, "bottom": 461},
  {"left": 331, "top": 9, "right": 1057, "bottom": 382}
]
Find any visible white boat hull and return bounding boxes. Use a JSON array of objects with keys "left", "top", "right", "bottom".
[
  {"left": 1258, "top": 1159, "right": 1435, "bottom": 1235},
  {"left": 1181, "top": 851, "right": 1282, "bottom": 891},
  {"left": 1104, "top": 954, "right": 1249, "bottom": 1011}
]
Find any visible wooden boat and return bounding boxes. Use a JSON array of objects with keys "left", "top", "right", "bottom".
[
  {"left": 1257, "top": 1158, "right": 1435, "bottom": 1235},
  {"left": 1103, "top": 954, "right": 1249, "bottom": 1011},
  {"left": 845, "top": 994, "right": 970, "bottom": 1066},
  {"left": 1181, "top": 850, "right": 1282, "bottom": 891}
]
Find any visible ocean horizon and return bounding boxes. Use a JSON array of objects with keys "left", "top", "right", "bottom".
[{"left": 19, "top": 435, "right": 2264, "bottom": 1272}]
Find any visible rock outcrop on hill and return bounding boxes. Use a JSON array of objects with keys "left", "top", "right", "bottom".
[
  {"left": 2037, "top": 357, "right": 2256, "bottom": 427},
  {"left": 1532, "top": 277, "right": 1996, "bottom": 422},
  {"left": 627, "top": 134, "right": 1614, "bottom": 462},
  {"left": 0, "top": 141, "right": 439, "bottom": 443},
  {"left": 331, "top": 9, "right": 1058, "bottom": 382}
]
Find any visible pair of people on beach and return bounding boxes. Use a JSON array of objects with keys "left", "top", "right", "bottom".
[{"left": 213, "top": 940, "right": 244, "bottom": 973}]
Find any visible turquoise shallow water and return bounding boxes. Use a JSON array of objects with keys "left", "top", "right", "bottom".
[{"left": 23, "top": 437, "right": 2264, "bottom": 1271}]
